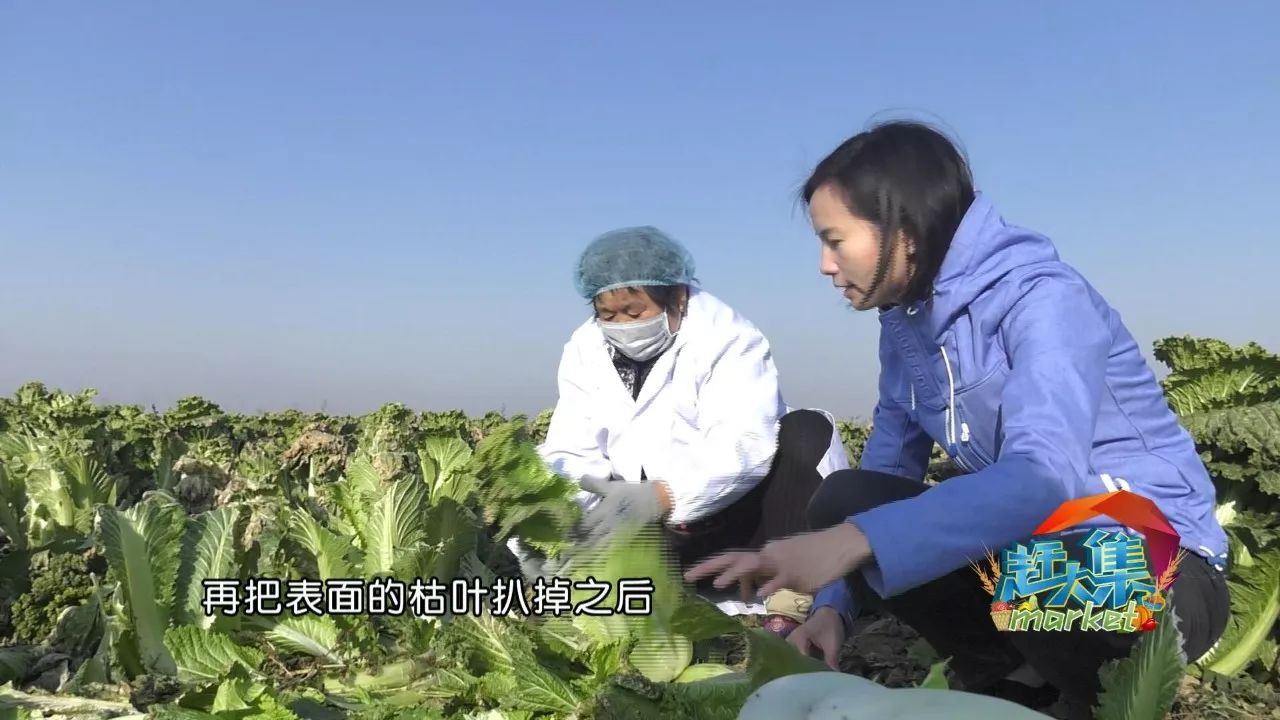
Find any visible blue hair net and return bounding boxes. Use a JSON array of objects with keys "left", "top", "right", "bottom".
[{"left": 573, "top": 226, "right": 697, "bottom": 299}]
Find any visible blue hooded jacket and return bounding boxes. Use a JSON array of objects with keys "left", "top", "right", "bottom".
[{"left": 813, "top": 192, "right": 1229, "bottom": 618}]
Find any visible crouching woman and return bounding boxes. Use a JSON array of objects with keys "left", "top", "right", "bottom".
[
  {"left": 686, "top": 121, "right": 1230, "bottom": 718},
  {"left": 536, "top": 225, "right": 850, "bottom": 634}
]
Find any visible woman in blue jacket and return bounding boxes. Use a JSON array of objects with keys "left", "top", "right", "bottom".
[{"left": 686, "top": 120, "right": 1230, "bottom": 719}]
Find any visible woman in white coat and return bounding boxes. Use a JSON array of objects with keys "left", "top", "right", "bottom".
[{"left": 537, "top": 225, "right": 850, "bottom": 636}]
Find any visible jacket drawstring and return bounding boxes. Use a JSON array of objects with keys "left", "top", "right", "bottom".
[
  {"left": 939, "top": 344, "right": 971, "bottom": 447},
  {"left": 941, "top": 345, "right": 956, "bottom": 447}
]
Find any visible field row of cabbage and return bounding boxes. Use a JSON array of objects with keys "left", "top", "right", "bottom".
[{"left": 0, "top": 334, "right": 1276, "bottom": 719}]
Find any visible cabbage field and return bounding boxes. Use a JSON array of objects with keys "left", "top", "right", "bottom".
[{"left": 0, "top": 334, "right": 1277, "bottom": 720}]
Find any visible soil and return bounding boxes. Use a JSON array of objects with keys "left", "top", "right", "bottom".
[
  {"left": 1169, "top": 674, "right": 1280, "bottom": 719},
  {"left": 830, "top": 611, "right": 1070, "bottom": 718},
  {"left": 836, "top": 612, "right": 933, "bottom": 688},
  {"left": 829, "top": 611, "right": 1280, "bottom": 720}
]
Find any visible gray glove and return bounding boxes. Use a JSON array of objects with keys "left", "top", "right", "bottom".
[
  {"left": 574, "top": 476, "right": 668, "bottom": 547},
  {"left": 507, "top": 537, "right": 550, "bottom": 580}
]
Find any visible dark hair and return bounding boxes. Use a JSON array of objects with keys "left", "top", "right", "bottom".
[{"left": 801, "top": 119, "right": 975, "bottom": 305}]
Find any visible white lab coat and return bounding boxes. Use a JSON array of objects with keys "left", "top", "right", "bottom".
[{"left": 538, "top": 287, "right": 849, "bottom": 526}]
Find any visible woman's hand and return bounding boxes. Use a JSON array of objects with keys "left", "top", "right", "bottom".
[
  {"left": 574, "top": 477, "right": 674, "bottom": 546},
  {"left": 787, "top": 606, "right": 847, "bottom": 669},
  {"left": 683, "top": 521, "right": 874, "bottom": 600}
]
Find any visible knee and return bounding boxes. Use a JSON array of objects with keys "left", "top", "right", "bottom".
[
  {"left": 778, "top": 409, "right": 835, "bottom": 462},
  {"left": 806, "top": 468, "right": 931, "bottom": 532},
  {"left": 780, "top": 408, "right": 834, "bottom": 440},
  {"left": 805, "top": 468, "right": 865, "bottom": 530}
]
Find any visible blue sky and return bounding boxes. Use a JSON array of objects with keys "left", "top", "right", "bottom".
[{"left": 2, "top": 2, "right": 1277, "bottom": 420}]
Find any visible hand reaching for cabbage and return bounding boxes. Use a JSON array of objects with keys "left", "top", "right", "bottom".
[
  {"left": 786, "top": 606, "right": 847, "bottom": 669},
  {"left": 684, "top": 521, "right": 874, "bottom": 599},
  {"left": 571, "top": 475, "right": 672, "bottom": 546}
]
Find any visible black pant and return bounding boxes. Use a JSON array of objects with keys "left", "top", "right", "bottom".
[
  {"left": 807, "top": 468, "right": 1231, "bottom": 720},
  {"left": 665, "top": 409, "right": 835, "bottom": 585}
]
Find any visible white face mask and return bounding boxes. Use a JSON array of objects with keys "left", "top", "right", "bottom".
[{"left": 598, "top": 312, "right": 676, "bottom": 362}]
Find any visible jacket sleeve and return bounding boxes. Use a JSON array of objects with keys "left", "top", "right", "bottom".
[
  {"left": 662, "top": 327, "right": 785, "bottom": 525},
  {"left": 810, "top": 349, "right": 929, "bottom": 620},
  {"left": 848, "top": 273, "right": 1108, "bottom": 599},
  {"left": 537, "top": 340, "right": 614, "bottom": 509},
  {"left": 811, "top": 579, "right": 857, "bottom": 626},
  {"left": 858, "top": 337, "right": 935, "bottom": 480}
]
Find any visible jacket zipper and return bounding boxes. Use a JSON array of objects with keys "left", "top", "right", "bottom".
[
  {"left": 940, "top": 339, "right": 981, "bottom": 474},
  {"left": 906, "top": 304, "right": 978, "bottom": 475}
]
